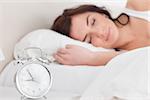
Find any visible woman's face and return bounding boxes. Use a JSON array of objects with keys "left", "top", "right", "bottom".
[{"left": 70, "top": 12, "right": 119, "bottom": 48}]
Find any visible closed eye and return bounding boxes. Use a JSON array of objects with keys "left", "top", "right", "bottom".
[
  {"left": 83, "top": 34, "right": 87, "bottom": 42},
  {"left": 89, "top": 36, "right": 92, "bottom": 43},
  {"left": 91, "top": 18, "right": 96, "bottom": 26},
  {"left": 83, "top": 35, "right": 92, "bottom": 43}
]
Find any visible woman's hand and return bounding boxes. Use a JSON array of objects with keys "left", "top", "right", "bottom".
[
  {"left": 53, "top": 44, "right": 125, "bottom": 66},
  {"left": 53, "top": 44, "right": 95, "bottom": 65}
]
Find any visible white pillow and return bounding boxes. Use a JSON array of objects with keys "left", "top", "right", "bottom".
[{"left": 14, "top": 29, "right": 113, "bottom": 60}]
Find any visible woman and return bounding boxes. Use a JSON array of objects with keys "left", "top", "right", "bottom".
[{"left": 51, "top": 0, "right": 150, "bottom": 66}]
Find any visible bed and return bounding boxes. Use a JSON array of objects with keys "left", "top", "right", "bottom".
[{"left": 0, "top": 1, "right": 149, "bottom": 100}]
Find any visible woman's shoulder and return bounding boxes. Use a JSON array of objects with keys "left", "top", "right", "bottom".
[{"left": 126, "top": 0, "right": 150, "bottom": 11}]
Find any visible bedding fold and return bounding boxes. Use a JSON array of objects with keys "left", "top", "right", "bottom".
[{"left": 80, "top": 47, "right": 150, "bottom": 100}]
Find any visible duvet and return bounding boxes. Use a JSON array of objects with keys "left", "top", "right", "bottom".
[{"left": 80, "top": 46, "right": 150, "bottom": 100}]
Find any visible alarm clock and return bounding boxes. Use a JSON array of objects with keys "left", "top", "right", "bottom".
[{"left": 14, "top": 60, "right": 52, "bottom": 100}]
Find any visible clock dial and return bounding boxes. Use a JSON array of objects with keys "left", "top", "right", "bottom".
[{"left": 16, "top": 63, "right": 51, "bottom": 98}]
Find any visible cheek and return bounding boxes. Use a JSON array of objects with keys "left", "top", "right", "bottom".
[
  {"left": 70, "top": 32, "right": 85, "bottom": 41},
  {"left": 103, "top": 19, "right": 120, "bottom": 48},
  {"left": 91, "top": 26, "right": 120, "bottom": 48},
  {"left": 91, "top": 37, "right": 104, "bottom": 47}
]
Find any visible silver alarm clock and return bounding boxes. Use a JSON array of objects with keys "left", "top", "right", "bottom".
[{"left": 14, "top": 47, "right": 53, "bottom": 100}]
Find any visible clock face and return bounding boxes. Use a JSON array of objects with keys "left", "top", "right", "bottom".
[{"left": 16, "top": 63, "right": 52, "bottom": 98}]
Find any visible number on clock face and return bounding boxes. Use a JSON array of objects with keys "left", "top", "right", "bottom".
[{"left": 17, "top": 63, "right": 51, "bottom": 98}]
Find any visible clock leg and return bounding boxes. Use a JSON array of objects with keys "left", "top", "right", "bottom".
[
  {"left": 20, "top": 95, "right": 47, "bottom": 100},
  {"left": 21, "top": 96, "right": 26, "bottom": 100},
  {"left": 43, "top": 96, "right": 47, "bottom": 99},
  {"left": 21, "top": 96, "right": 31, "bottom": 100}
]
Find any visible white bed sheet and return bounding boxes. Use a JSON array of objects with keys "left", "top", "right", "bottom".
[{"left": 80, "top": 47, "right": 150, "bottom": 100}]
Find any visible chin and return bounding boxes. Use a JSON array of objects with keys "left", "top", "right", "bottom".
[
  {"left": 104, "top": 45, "right": 113, "bottom": 49},
  {"left": 92, "top": 44, "right": 100, "bottom": 47}
]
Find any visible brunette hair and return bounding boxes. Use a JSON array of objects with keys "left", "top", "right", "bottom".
[{"left": 51, "top": 5, "right": 129, "bottom": 36}]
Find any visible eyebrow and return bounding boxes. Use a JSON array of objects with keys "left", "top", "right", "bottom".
[{"left": 86, "top": 15, "right": 90, "bottom": 26}]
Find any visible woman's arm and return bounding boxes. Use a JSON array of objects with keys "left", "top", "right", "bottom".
[
  {"left": 127, "top": 0, "right": 150, "bottom": 11},
  {"left": 53, "top": 45, "right": 126, "bottom": 66},
  {"left": 89, "top": 51, "right": 125, "bottom": 66}
]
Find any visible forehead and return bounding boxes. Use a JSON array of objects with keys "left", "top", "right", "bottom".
[{"left": 70, "top": 12, "right": 90, "bottom": 40}]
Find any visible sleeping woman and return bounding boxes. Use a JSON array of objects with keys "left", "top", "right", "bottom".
[{"left": 51, "top": 0, "right": 150, "bottom": 66}]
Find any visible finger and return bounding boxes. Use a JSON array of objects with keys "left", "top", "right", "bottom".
[
  {"left": 56, "top": 52, "right": 67, "bottom": 59},
  {"left": 53, "top": 54, "right": 65, "bottom": 64},
  {"left": 57, "top": 48, "right": 68, "bottom": 54},
  {"left": 57, "top": 51, "right": 71, "bottom": 61},
  {"left": 65, "top": 44, "right": 75, "bottom": 49}
]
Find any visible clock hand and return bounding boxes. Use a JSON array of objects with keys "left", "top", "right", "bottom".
[
  {"left": 25, "top": 79, "right": 39, "bottom": 84},
  {"left": 27, "top": 69, "right": 34, "bottom": 81},
  {"left": 25, "top": 79, "right": 32, "bottom": 81},
  {"left": 33, "top": 79, "right": 39, "bottom": 84},
  {"left": 26, "top": 69, "right": 40, "bottom": 84}
]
